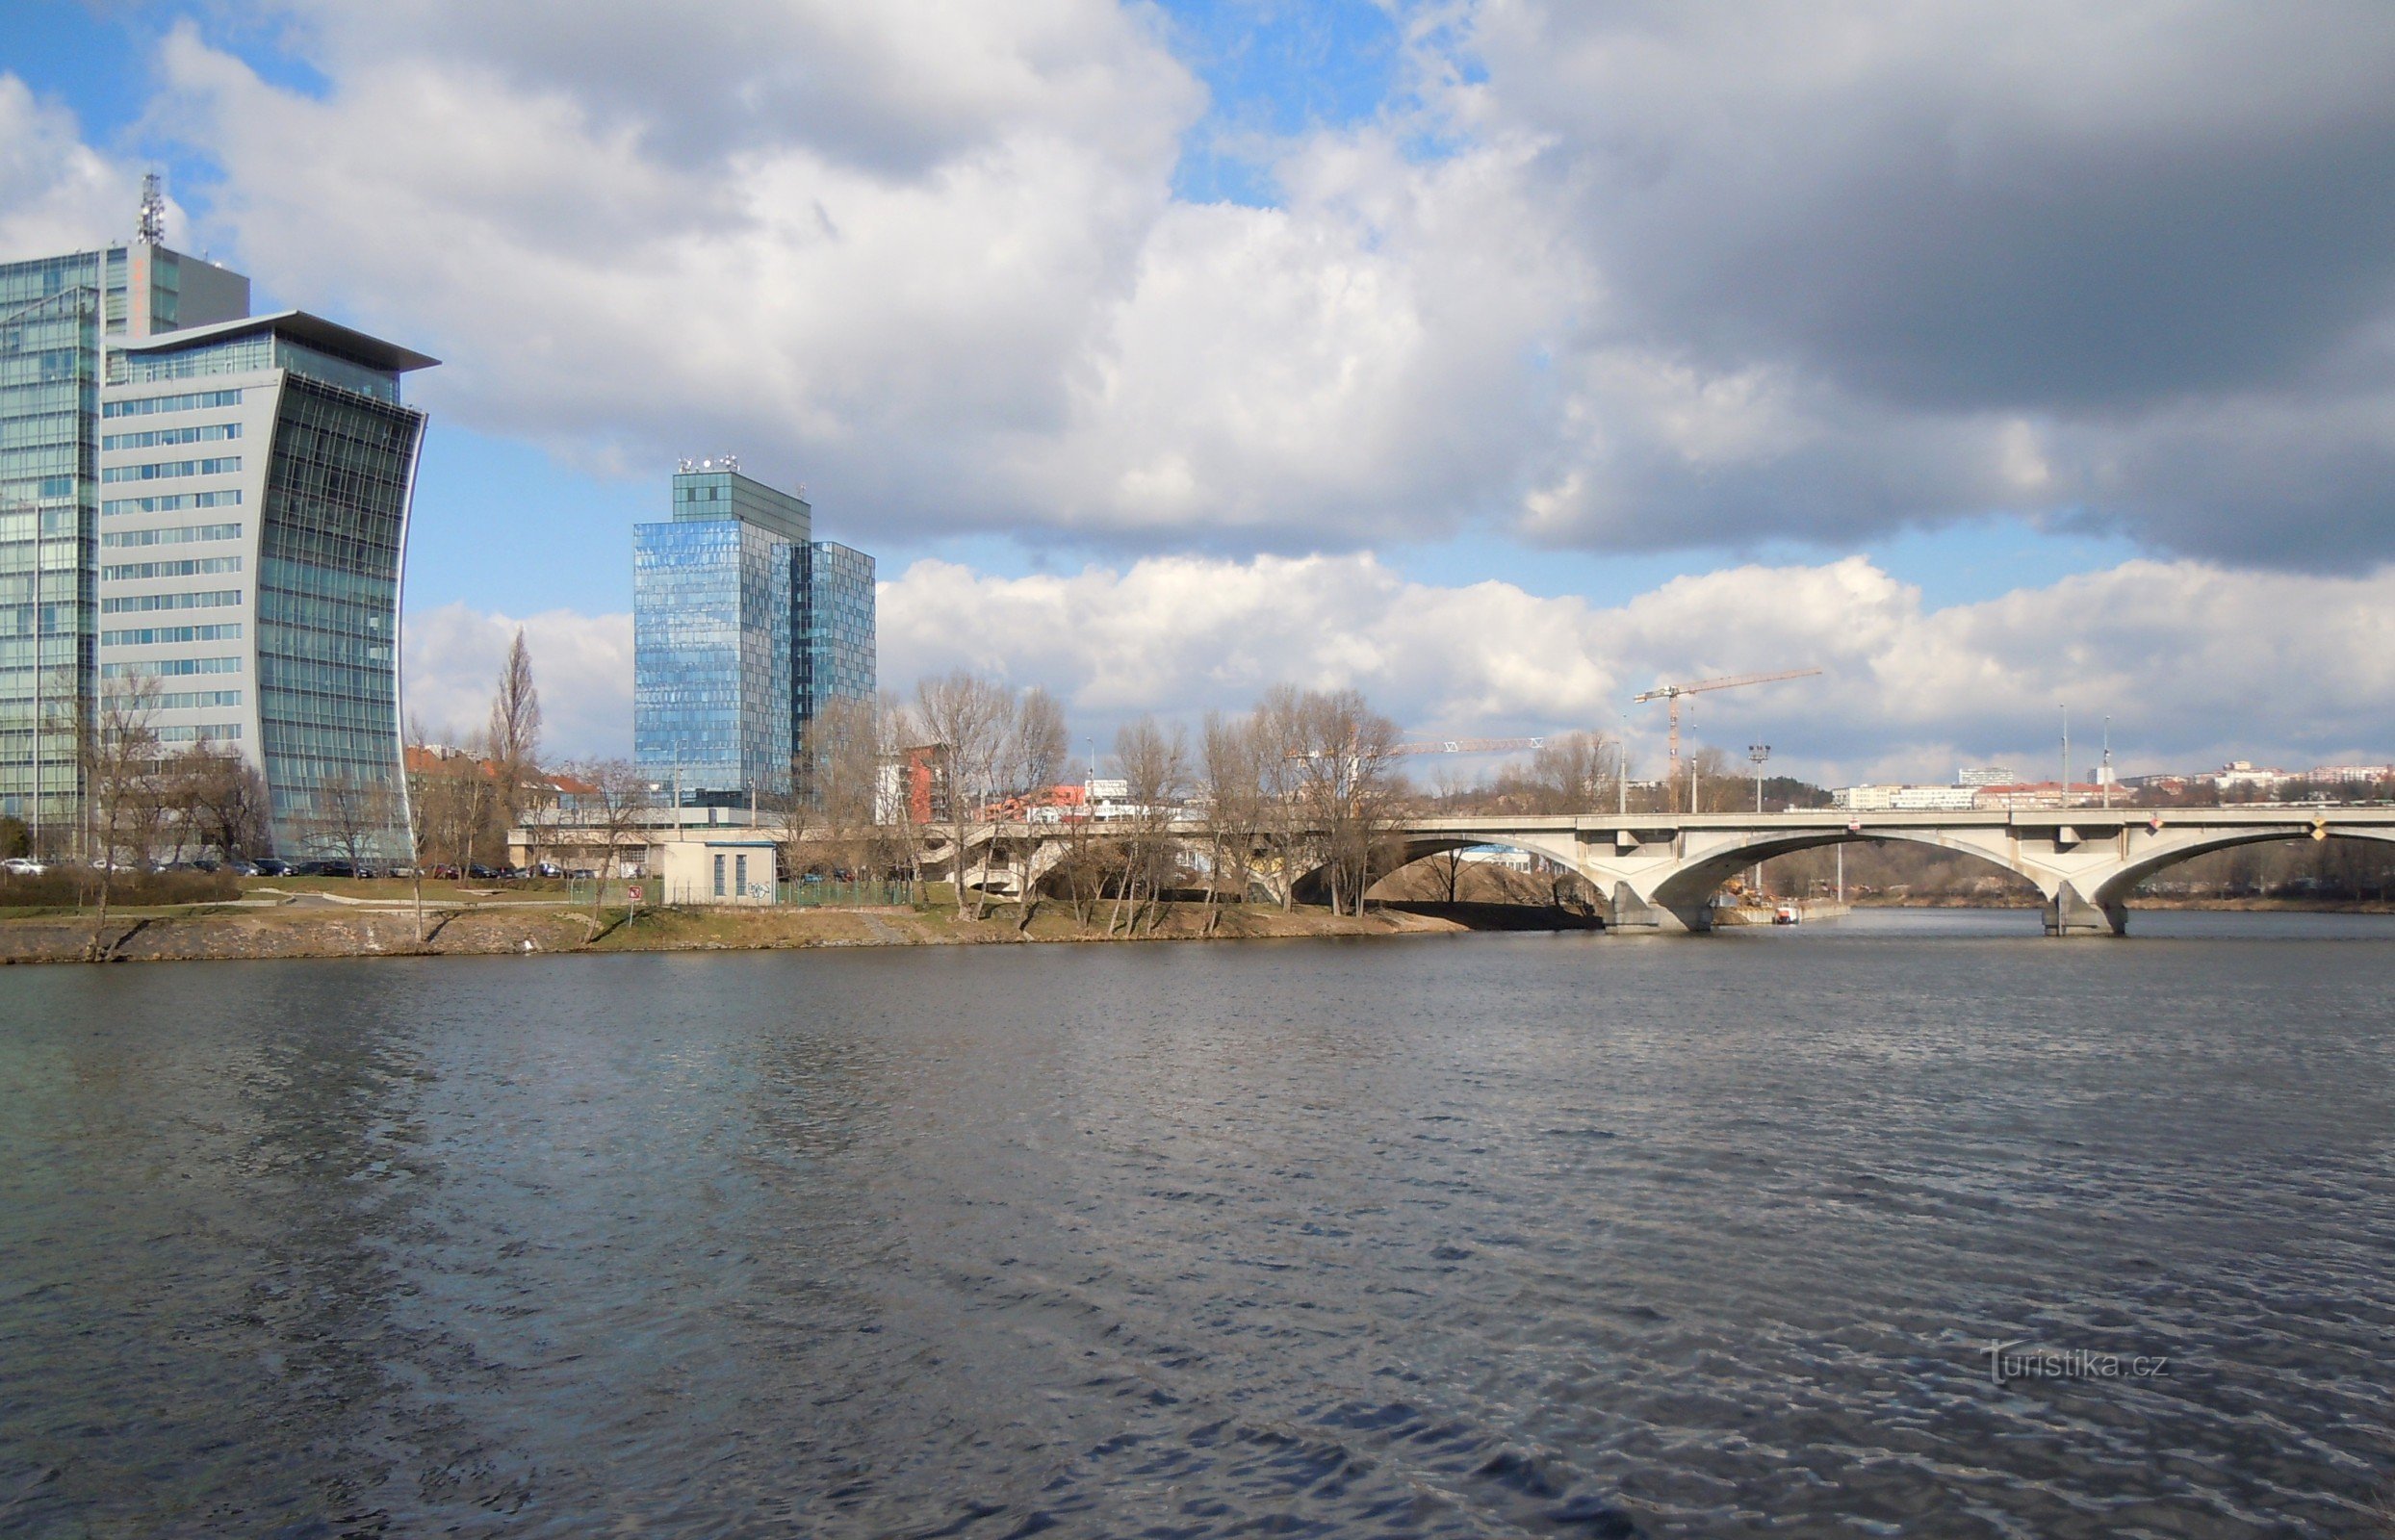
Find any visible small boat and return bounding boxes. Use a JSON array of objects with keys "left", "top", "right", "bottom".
[{"left": 1773, "top": 903, "right": 1801, "bottom": 925}]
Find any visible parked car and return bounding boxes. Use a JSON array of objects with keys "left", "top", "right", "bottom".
[
  {"left": 2, "top": 857, "right": 46, "bottom": 877},
  {"left": 534, "top": 861, "right": 564, "bottom": 879},
  {"left": 250, "top": 858, "right": 291, "bottom": 877},
  {"left": 466, "top": 864, "right": 500, "bottom": 881},
  {"left": 293, "top": 860, "right": 359, "bottom": 879}
]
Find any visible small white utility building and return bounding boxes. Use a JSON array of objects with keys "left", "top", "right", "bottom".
[{"left": 646, "top": 836, "right": 780, "bottom": 905}]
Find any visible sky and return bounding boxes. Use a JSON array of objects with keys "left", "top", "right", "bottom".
[{"left": 8, "top": 0, "right": 2395, "bottom": 784}]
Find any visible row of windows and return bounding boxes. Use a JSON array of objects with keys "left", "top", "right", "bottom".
[
  {"left": 101, "top": 522, "right": 243, "bottom": 549},
  {"left": 101, "top": 389, "right": 244, "bottom": 419},
  {"left": 100, "top": 456, "right": 241, "bottom": 483},
  {"left": 103, "top": 490, "right": 242, "bottom": 517},
  {"left": 0, "top": 506, "right": 93, "bottom": 542},
  {"left": 123, "top": 334, "right": 272, "bottom": 382},
  {"left": 0, "top": 635, "right": 89, "bottom": 668},
  {"left": 153, "top": 688, "right": 243, "bottom": 710},
  {"left": 159, "top": 723, "right": 242, "bottom": 743},
  {"left": 100, "top": 422, "right": 240, "bottom": 451},
  {"left": 102, "top": 556, "right": 243, "bottom": 581},
  {"left": 100, "top": 623, "right": 243, "bottom": 647},
  {"left": 102, "top": 655, "right": 241, "bottom": 679},
  {"left": 100, "top": 588, "right": 243, "bottom": 614}
]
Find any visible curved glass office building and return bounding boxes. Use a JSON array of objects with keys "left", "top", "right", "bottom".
[{"left": 98, "top": 311, "right": 436, "bottom": 855}]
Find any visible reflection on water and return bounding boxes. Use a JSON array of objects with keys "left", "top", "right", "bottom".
[{"left": 4, "top": 916, "right": 2392, "bottom": 1537}]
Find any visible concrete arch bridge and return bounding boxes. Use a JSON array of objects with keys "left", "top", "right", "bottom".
[
  {"left": 940, "top": 806, "right": 2395, "bottom": 936},
  {"left": 1352, "top": 808, "right": 2395, "bottom": 935}
]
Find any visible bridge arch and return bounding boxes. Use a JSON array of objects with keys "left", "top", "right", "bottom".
[
  {"left": 2092, "top": 826, "right": 2395, "bottom": 908},
  {"left": 1639, "top": 827, "right": 2039, "bottom": 922},
  {"left": 1634, "top": 821, "right": 2395, "bottom": 935},
  {"left": 1288, "top": 833, "right": 1592, "bottom": 908}
]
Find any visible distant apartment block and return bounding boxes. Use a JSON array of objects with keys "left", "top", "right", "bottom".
[
  {"left": 1830, "top": 783, "right": 1980, "bottom": 811},
  {"left": 633, "top": 460, "right": 875, "bottom": 805}
]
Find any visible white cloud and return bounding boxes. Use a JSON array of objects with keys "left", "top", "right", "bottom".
[
  {"left": 877, "top": 552, "right": 2395, "bottom": 783},
  {"left": 100, "top": 3, "right": 2394, "bottom": 567},
  {"left": 404, "top": 550, "right": 2395, "bottom": 782},
  {"left": 0, "top": 77, "right": 146, "bottom": 257},
  {"left": 401, "top": 601, "right": 631, "bottom": 761}
]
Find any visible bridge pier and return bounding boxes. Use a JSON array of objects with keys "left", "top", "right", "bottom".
[
  {"left": 1599, "top": 882, "right": 1713, "bottom": 935},
  {"left": 2044, "top": 881, "right": 2128, "bottom": 937}
]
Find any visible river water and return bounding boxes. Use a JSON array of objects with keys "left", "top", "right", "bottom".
[{"left": 2, "top": 910, "right": 2390, "bottom": 1538}]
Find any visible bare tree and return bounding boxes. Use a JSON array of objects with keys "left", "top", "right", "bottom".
[
  {"left": 487, "top": 629, "right": 544, "bottom": 834},
  {"left": 1108, "top": 716, "right": 1189, "bottom": 936},
  {"left": 405, "top": 722, "right": 506, "bottom": 878},
  {"left": 1528, "top": 731, "right": 1617, "bottom": 812},
  {"left": 1252, "top": 686, "right": 1309, "bottom": 912},
  {"left": 79, "top": 673, "right": 163, "bottom": 961},
  {"left": 764, "top": 770, "right": 820, "bottom": 892},
  {"left": 873, "top": 696, "right": 930, "bottom": 905},
  {"left": 170, "top": 740, "right": 270, "bottom": 861},
  {"left": 1198, "top": 710, "right": 1262, "bottom": 936},
  {"left": 1286, "top": 688, "right": 1401, "bottom": 915},
  {"left": 566, "top": 758, "right": 652, "bottom": 936},
  {"left": 312, "top": 767, "right": 397, "bottom": 878},
  {"left": 914, "top": 669, "right": 1012, "bottom": 919},
  {"left": 400, "top": 721, "right": 443, "bottom": 943},
  {"left": 813, "top": 695, "right": 887, "bottom": 894},
  {"left": 1001, "top": 686, "right": 1069, "bottom": 928}
]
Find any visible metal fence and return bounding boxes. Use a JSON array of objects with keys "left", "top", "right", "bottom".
[
  {"left": 565, "top": 877, "right": 912, "bottom": 909},
  {"left": 777, "top": 879, "right": 913, "bottom": 908}
]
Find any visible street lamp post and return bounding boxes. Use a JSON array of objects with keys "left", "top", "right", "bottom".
[
  {"left": 1617, "top": 712, "right": 1630, "bottom": 816},
  {"left": 1747, "top": 744, "right": 1771, "bottom": 894},
  {"left": 2060, "top": 705, "right": 2071, "bottom": 810}
]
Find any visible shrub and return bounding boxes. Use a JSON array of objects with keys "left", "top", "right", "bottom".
[{"left": 0, "top": 867, "right": 242, "bottom": 909}]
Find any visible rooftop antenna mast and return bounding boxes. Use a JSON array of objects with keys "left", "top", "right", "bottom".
[{"left": 137, "top": 172, "right": 167, "bottom": 246}]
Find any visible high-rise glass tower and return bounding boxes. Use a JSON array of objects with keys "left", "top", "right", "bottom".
[
  {"left": 98, "top": 312, "right": 437, "bottom": 856},
  {"left": 0, "top": 237, "right": 248, "bottom": 842},
  {"left": 633, "top": 463, "right": 875, "bottom": 806}
]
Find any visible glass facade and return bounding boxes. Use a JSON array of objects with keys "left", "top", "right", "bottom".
[
  {"left": 634, "top": 469, "right": 875, "bottom": 807},
  {"left": 1, "top": 242, "right": 249, "bottom": 843},
  {"left": 634, "top": 514, "right": 794, "bottom": 800},
  {"left": 0, "top": 252, "right": 103, "bottom": 834},
  {"left": 799, "top": 540, "right": 876, "bottom": 721},
  {"left": 255, "top": 374, "right": 420, "bottom": 854}
]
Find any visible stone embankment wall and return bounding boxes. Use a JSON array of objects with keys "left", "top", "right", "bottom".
[{"left": 0, "top": 900, "right": 1472, "bottom": 966}]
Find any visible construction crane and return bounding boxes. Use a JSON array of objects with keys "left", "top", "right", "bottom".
[
  {"left": 1391, "top": 735, "right": 1547, "bottom": 757},
  {"left": 1634, "top": 668, "right": 1822, "bottom": 806}
]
